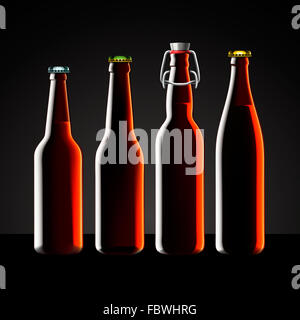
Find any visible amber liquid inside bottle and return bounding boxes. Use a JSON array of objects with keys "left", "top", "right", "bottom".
[
  {"left": 156, "top": 52, "right": 205, "bottom": 255},
  {"left": 216, "top": 57, "right": 265, "bottom": 255},
  {"left": 95, "top": 62, "right": 144, "bottom": 255},
  {"left": 34, "top": 73, "right": 83, "bottom": 254}
]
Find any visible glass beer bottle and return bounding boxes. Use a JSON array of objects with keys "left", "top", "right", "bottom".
[
  {"left": 95, "top": 56, "right": 144, "bottom": 255},
  {"left": 216, "top": 51, "right": 265, "bottom": 255},
  {"left": 156, "top": 43, "right": 204, "bottom": 255},
  {"left": 34, "top": 66, "right": 83, "bottom": 254}
]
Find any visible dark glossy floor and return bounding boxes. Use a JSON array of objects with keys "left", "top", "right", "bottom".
[{"left": 0, "top": 234, "right": 299, "bottom": 318}]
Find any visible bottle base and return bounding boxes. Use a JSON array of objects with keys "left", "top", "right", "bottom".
[
  {"left": 96, "top": 245, "right": 143, "bottom": 255},
  {"left": 216, "top": 244, "right": 264, "bottom": 256},
  {"left": 34, "top": 245, "right": 83, "bottom": 255},
  {"left": 156, "top": 243, "right": 204, "bottom": 255},
  {"left": 156, "top": 249, "right": 203, "bottom": 256}
]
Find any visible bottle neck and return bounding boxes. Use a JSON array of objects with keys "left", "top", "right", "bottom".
[
  {"left": 105, "top": 63, "right": 134, "bottom": 133},
  {"left": 229, "top": 57, "right": 254, "bottom": 106},
  {"left": 45, "top": 73, "right": 71, "bottom": 137},
  {"left": 166, "top": 52, "right": 193, "bottom": 120}
]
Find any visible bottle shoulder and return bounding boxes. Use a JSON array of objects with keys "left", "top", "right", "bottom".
[
  {"left": 97, "top": 129, "right": 141, "bottom": 146},
  {"left": 158, "top": 117, "right": 200, "bottom": 132},
  {"left": 95, "top": 129, "right": 143, "bottom": 160},
  {"left": 35, "top": 134, "right": 82, "bottom": 157},
  {"left": 216, "top": 104, "right": 264, "bottom": 149}
]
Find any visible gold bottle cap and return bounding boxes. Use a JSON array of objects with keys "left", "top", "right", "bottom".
[{"left": 228, "top": 50, "right": 252, "bottom": 58}]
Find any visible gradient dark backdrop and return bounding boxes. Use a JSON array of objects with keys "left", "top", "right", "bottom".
[{"left": 0, "top": 1, "right": 298, "bottom": 234}]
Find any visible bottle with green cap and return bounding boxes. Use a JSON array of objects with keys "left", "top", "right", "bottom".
[
  {"left": 95, "top": 56, "right": 144, "bottom": 255},
  {"left": 34, "top": 66, "right": 83, "bottom": 254},
  {"left": 216, "top": 50, "right": 265, "bottom": 255}
]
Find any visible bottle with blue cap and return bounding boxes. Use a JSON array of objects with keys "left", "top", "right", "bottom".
[{"left": 34, "top": 66, "right": 83, "bottom": 254}]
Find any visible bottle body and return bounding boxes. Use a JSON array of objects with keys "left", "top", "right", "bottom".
[
  {"left": 156, "top": 49, "right": 204, "bottom": 255},
  {"left": 95, "top": 60, "right": 144, "bottom": 254},
  {"left": 34, "top": 71, "right": 83, "bottom": 254},
  {"left": 216, "top": 56, "right": 264, "bottom": 255}
]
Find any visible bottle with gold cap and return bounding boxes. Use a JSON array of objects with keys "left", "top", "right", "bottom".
[
  {"left": 95, "top": 56, "right": 144, "bottom": 254},
  {"left": 216, "top": 50, "right": 265, "bottom": 255}
]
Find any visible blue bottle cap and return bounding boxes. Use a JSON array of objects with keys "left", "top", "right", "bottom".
[{"left": 48, "top": 66, "right": 70, "bottom": 73}]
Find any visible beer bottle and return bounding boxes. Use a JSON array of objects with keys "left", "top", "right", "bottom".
[
  {"left": 95, "top": 56, "right": 144, "bottom": 255},
  {"left": 34, "top": 66, "right": 83, "bottom": 254},
  {"left": 156, "top": 43, "right": 204, "bottom": 255},
  {"left": 216, "top": 51, "right": 265, "bottom": 255}
]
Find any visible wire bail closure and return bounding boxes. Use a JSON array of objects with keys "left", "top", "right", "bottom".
[{"left": 160, "top": 50, "right": 201, "bottom": 89}]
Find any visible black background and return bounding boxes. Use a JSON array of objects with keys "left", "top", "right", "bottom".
[
  {"left": 0, "top": 1, "right": 299, "bottom": 234},
  {"left": 0, "top": 1, "right": 300, "bottom": 316}
]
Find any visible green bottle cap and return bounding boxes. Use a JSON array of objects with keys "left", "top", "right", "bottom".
[
  {"left": 48, "top": 66, "right": 70, "bottom": 74},
  {"left": 108, "top": 56, "right": 132, "bottom": 63}
]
